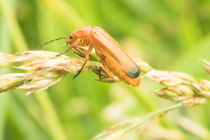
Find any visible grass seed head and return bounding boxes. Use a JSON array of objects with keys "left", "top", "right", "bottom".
[
  {"left": 182, "top": 97, "right": 207, "bottom": 106},
  {"left": 155, "top": 85, "right": 194, "bottom": 101},
  {"left": 146, "top": 70, "right": 192, "bottom": 86},
  {"left": 133, "top": 58, "right": 152, "bottom": 73},
  {"left": 202, "top": 59, "right": 210, "bottom": 74},
  {"left": 0, "top": 53, "right": 16, "bottom": 67},
  {"left": 0, "top": 73, "right": 30, "bottom": 92}
]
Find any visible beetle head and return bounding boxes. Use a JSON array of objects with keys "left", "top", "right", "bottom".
[{"left": 70, "top": 26, "right": 94, "bottom": 41}]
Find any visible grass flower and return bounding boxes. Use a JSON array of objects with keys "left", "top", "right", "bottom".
[
  {"left": 0, "top": 53, "right": 16, "bottom": 67},
  {"left": 0, "top": 49, "right": 209, "bottom": 140},
  {"left": 202, "top": 59, "right": 210, "bottom": 74}
]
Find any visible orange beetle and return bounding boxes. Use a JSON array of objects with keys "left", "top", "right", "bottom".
[{"left": 39, "top": 26, "right": 140, "bottom": 86}]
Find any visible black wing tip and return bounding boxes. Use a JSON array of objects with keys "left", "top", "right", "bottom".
[{"left": 126, "top": 66, "right": 140, "bottom": 78}]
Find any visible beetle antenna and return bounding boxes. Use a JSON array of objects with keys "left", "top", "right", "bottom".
[{"left": 35, "top": 36, "right": 69, "bottom": 50}]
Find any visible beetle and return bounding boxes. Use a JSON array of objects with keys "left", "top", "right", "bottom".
[{"left": 38, "top": 26, "right": 140, "bottom": 87}]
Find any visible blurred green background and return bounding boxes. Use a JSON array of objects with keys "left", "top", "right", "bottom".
[{"left": 0, "top": 0, "right": 210, "bottom": 140}]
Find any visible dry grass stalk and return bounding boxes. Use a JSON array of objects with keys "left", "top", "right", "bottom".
[
  {"left": 93, "top": 58, "right": 210, "bottom": 139},
  {"left": 0, "top": 49, "right": 152, "bottom": 94},
  {"left": 0, "top": 50, "right": 99, "bottom": 94},
  {"left": 0, "top": 49, "right": 209, "bottom": 139},
  {"left": 202, "top": 59, "right": 210, "bottom": 74}
]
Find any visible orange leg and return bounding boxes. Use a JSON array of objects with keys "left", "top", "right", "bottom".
[
  {"left": 73, "top": 45, "right": 94, "bottom": 79},
  {"left": 101, "top": 60, "right": 115, "bottom": 79},
  {"left": 56, "top": 42, "right": 74, "bottom": 56},
  {"left": 77, "top": 40, "right": 88, "bottom": 46},
  {"left": 57, "top": 39, "right": 89, "bottom": 57}
]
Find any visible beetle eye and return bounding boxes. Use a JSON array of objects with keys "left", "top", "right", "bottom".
[{"left": 69, "top": 35, "right": 73, "bottom": 39}]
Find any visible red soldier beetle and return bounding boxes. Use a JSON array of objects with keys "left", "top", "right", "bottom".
[{"left": 38, "top": 26, "right": 141, "bottom": 87}]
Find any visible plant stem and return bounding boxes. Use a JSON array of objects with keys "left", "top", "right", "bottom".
[
  {"left": 121, "top": 103, "right": 182, "bottom": 136},
  {"left": 0, "top": 0, "right": 27, "bottom": 51},
  {"left": 35, "top": 91, "right": 67, "bottom": 140}
]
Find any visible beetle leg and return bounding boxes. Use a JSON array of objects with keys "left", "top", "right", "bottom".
[
  {"left": 77, "top": 40, "right": 86, "bottom": 46},
  {"left": 73, "top": 45, "right": 94, "bottom": 79},
  {"left": 98, "top": 66, "right": 102, "bottom": 80},
  {"left": 74, "top": 38, "right": 87, "bottom": 46},
  {"left": 56, "top": 41, "right": 73, "bottom": 56},
  {"left": 101, "top": 61, "right": 115, "bottom": 79}
]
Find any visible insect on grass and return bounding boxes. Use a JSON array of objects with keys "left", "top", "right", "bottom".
[{"left": 37, "top": 26, "right": 141, "bottom": 87}]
